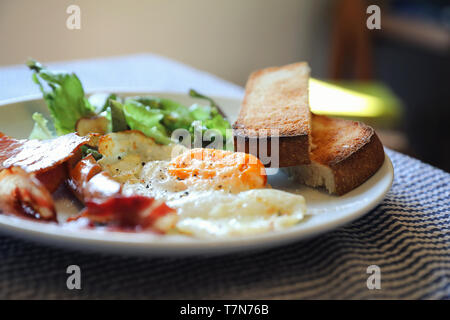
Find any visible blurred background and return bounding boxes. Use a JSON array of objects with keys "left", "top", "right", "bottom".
[{"left": 0, "top": 0, "right": 449, "bottom": 171}]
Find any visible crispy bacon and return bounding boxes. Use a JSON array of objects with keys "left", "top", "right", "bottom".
[
  {"left": 0, "top": 132, "right": 90, "bottom": 192},
  {"left": 67, "top": 155, "right": 176, "bottom": 232},
  {"left": 0, "top": 167, "right": 57, "bottom": 222},
  {"left": 0, "top": 133, "right": 176, "bottom": 230},
  {"left": 74, "top": 195, "right": 175, "bottom": 232}
]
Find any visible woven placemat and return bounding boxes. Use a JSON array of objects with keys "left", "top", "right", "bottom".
[{"left": 0, "top": 149, "right": 449, "bottom": 299}]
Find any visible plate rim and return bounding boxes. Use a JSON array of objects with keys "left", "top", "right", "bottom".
[{"left": 0, "top": 92, "right": 394, "bottom": 255}]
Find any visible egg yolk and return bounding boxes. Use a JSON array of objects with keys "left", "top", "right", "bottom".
[{"left": 167, "top": 148, "right": 267, "bottom": 192}]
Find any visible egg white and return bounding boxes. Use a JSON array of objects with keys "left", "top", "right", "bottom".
[
  {"left": 99, "top": 132, "right": 307, "bottom": 238},
  {"left": 123, "top": 160, "right": 306, "bottom": 238}
]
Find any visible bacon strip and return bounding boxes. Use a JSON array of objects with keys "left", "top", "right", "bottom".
[
  {"left": 0, "top": 167, "right": 57, "bottom": 222},
  {"left": 75, "top": 196, "right": 175, "bottom": 232},
  {"left": 67, "top": 155, "right": 176, "bottom": 232},
  {"left": 0, "top": 132, "right": 90, "bottom": 192}
]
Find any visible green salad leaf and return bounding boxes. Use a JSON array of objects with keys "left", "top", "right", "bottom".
[
  {"left": 130, "top": 94, "right": 231, "bottom": 146},
  {"left": 189, "top": 104, "right": 212, "bottom": 121},
  {"left": 108, "top": 100, "right": 128, "bottom": 132},
  {"left": 189, "top": 89, "right": 220, "bottom": 109},
  {"left": 133, "top": 97, "right": 192, "bottom": 131},
  {"left": 27, "top": 59, "right": 95, "bottom": 135},
  {"left": 205, "top": 114, "right": 231, "bottom": 137},
  {"left": 29, "top": 112, "right": 57, "bottom": 140},
  {"left": 122, "top": 99, "right": 171, "bottom": 144},
  {"left": 188, "top": 89, "right": 231, "bottom": 138},
  {"left": 121, "top": 94, "right": 232, "bottom": 147}
]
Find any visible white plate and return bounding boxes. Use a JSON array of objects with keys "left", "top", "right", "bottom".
[{"left": 0, "top": 92, "right": 394, "bottom": 255}]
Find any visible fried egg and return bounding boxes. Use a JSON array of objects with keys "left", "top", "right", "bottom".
[{"left": 99, "top": 132, "right": 306, "bottom": 238}]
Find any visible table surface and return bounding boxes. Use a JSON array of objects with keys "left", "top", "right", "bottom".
[{"left": 0, "top": 54, "right": 449, "bottom": 299}]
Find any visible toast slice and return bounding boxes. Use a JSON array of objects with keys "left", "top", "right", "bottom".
[
  {"left": 284, "top": 114, "right": 385, "bottom": 195},
  {"left": 233, "top": 62, "right": 311, "bottom": 167}
]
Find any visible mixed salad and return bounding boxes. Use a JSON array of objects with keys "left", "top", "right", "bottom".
[{"left": 27, "top": 60, "right": 232, "bottom": 149}]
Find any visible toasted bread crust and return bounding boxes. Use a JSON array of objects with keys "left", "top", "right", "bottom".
[
  {"left": 313, "top": 115, "right": 384, "bottom": 195},
  {"left": 233, "top": 62, "right": 311, "bottom": 166},
  {"left": 330, "top": 129, "right": 384, "bottom": 195},
  {"left": 310, "top": 115, "right": 375, "bottom": 165},
  {"left": 285, "top": 115, "right": 385, "bottom": 195},
  {"left": 233, "top": 133, "right": 310, "bottom": 167}
]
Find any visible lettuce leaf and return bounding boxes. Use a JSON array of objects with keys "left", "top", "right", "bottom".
[
  {"left": 125, "top": 93, "right": 231, "bottom": 147},
  {"left": 189, "top": 104, "right": 212, "bottom": 121},
  {"left": 188, "top": 89, "right": 230, "bottom": 135},
  {"left": 122, "top": 99, "right": 171, "bottom": 144},
  {"left": 108, "top": 100, "right": 128, "bottom": 132},
  {"left": 27, "top": 59, "right": 95, "bottom": 135},
  {"left": 29, "top": 112, "right": 57, "bottom": 140},
  {"left": 189, "top": 89, "right": 220, "bottom": 109},
  {"left": 133, "top": 97, "right": 193, "bottom": 131},
  {"left": 205, "top": 114, "right": 231, "bottom": 137}
]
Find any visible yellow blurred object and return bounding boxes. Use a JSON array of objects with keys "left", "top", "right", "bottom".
[
  {"left": 309, "top": 78, "right": 403, "bottom": 127},
  {"left": 310, "top": 79, "right": 381, "bottom": 117}
]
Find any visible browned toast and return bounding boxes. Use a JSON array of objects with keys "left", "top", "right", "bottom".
[
  {"left": 284, "top": 114, "right": 385, "bottom": 195},
  {"left": 233, "top": 62, "right": 312, "bottom": 167}
]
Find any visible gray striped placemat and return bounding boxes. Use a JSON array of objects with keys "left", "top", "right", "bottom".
[{"left": 0, "top": 148, "right": 449, "bottom": 299}]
